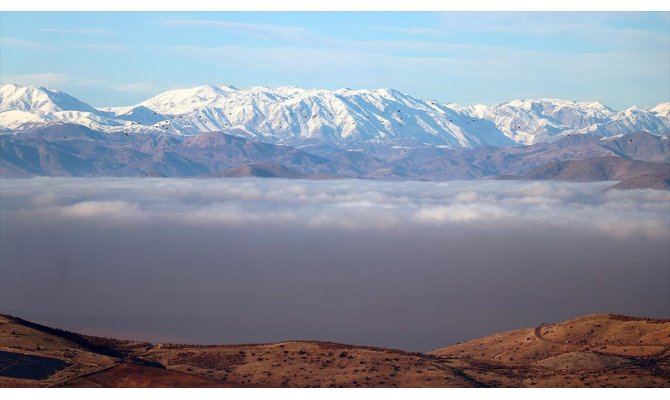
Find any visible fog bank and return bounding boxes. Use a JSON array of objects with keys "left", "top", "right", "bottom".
[{"left": 1, "top": 178, "right": 668, "bottom": 351}]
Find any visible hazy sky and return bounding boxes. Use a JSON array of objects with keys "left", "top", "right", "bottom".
[
  {"left": 1, "top": 178, "right": 668, "bottom": 351},
  {"left": 1, "top": 12, "right": 668, "bottom": 109}
]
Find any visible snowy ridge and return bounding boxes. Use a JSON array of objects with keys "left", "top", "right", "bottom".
[
  {"left": 0, "top": 83, "right": 99, "bottom": 114},
  {"left": 0, "top": 84, "right": 157, "bottom": 134},
  {"left": 1, "top": 83, "right": 669, "bottom": 148}
]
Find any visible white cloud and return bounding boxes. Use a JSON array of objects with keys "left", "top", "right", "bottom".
[
  {"left": 59, "top": 200, "right": 140, "bottom": 218},
  {"left": 110, "top": 81, "right": 159, "bottom": 94},
  {"left": 1, "top": 178, "right": 668, "bottom": 240},
  {"left": 76, "top": 42, "right": 128, "bottom": 51},
  {"left": 38, "top": 27, "right": 112, "bottom": 35},
  {"left": 415, "top": 203, "right": 511, "bottom": 223},
  {"left": 0, "top": 73, "right": 69, "bottom": 87},
  {"left": 369, "top": 26, "right": 445, "bottom": 35},
  {"left": 0, "top": 73, "right": 159, "bottom": 95},
  {"left": 71, "top": 78, "right": 160, "bottom": 94},
  {"left": 164, "top": 39, "right": 668, "bottom": 109},
  {"left": 71, "top": 78, "right": 158, "bottom": 94},
  {"left": 159, "top": 19, "right": 309, "bottom": 40},
  {"left": 436, "top": 12, "right": 663, "bottom": 38},
  {"left": 0, "top": 36, "right": 48, "bottom": 49}
]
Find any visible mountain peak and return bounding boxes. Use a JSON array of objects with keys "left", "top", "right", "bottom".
[
  {"left": 219, "top": 83, "right": 239, "bottom": 91},
  {"left": 0, "top": 84, "right": 99, "bottom": 115},
  {"left": 625, "top": 105, "right": 644, "bottom": 113},
  {"left": 651, "top": 102, "right": 670, "bottom": 117}
]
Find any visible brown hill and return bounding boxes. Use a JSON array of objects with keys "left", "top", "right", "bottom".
[
  {"left": 609, "top": 173, "right": 670, "bottom": 191},
  {"left": 57, "top": 363, "right": 238, "bottom": 388},
  {"left": 218, "top": 163, "right": 307, "bottom": 178},
  {"left": 522, "top": 156, "right": 670, "bottom": 182},
  {"left": 430, "top": 314, "right": 670, "bottom": 387},
  {"left": 1, "top": 313, "right": 668, "bottom": 388}
]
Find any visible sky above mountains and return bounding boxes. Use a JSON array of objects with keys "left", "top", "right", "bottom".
[{"left": 1, "top": 12, "right": 668, "bottom": 109}]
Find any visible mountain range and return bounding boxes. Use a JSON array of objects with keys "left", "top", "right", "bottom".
[
  {"left": 3, "top": 83, "right": 669, "bottom": 147},
  {"left": 1, "top": 83, "right": 669, "bottom": 185}
]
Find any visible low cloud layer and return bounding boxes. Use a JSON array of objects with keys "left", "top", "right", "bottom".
[
  {"left": 2, "top": 178, "right": 669, "bottom": 239},
  {"left": 1, "top": 178, "right": 668, "bottom": 351}
]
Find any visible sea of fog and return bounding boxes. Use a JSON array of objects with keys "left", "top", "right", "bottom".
[{"left": 1, "top": 178, "right": 668, "bottom": 352}]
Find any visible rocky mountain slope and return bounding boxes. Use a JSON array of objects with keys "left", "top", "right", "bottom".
[
  {"left": 2, "top": 124, "right": 668, "bottom": 184},
  {"left": 521, "top": 156, "right": 670, "bottom": 182}
]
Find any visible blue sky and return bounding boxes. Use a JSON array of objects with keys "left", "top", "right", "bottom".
[{"left": 1, "top": 12, "right": 668, "bottom": 109}]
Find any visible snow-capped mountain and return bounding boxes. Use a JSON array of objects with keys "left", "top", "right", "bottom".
[
  {"left": 454, "top": 99, "right": 618, "bottom": 144},
  {"left": 0, "top": 84, "right": 155, "bottom": 134},
  {"left": 129, "top": 85, "right": 517, "bottom": 147},
  {"left": 1, "top": 83, "right": 669, "bottom": 148},
  {"left": 651, "top": 102, "right": 670, "bottom": 118},
  {"left": 583, "top": 105, "right": 670, "bottom": 138},
  {"left": 0, "top": 83, "right": 99, "bottom": 114}
]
